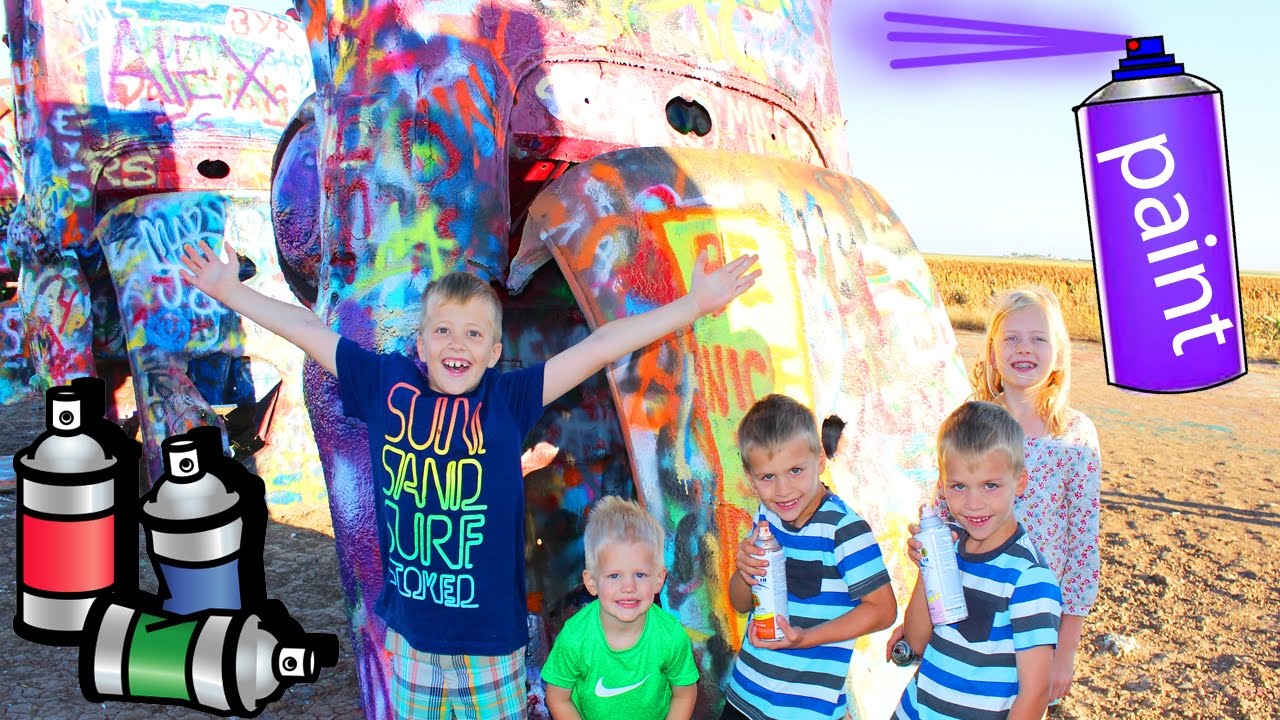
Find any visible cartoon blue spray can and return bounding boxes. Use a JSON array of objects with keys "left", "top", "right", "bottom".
[{"left": 140, "top": 435, "right": 243, "bottom": 615}]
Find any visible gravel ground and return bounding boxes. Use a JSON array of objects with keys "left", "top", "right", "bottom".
[{"left": 4, "top": 329, "right": 1280, "bottom": 719}]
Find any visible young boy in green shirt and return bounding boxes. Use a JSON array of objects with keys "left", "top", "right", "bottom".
[{"left": 541, "top": 496, "right": 699, "bottom": 719}]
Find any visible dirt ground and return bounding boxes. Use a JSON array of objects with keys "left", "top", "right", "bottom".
[{"left": 2, "top": 329, "right": 1278, "bottom": 719}]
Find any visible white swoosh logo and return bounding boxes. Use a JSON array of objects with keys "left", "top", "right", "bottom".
[{"left": 594, "top": 675, "right": 650, "bottom": 698}]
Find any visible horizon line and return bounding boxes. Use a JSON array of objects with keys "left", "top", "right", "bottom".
[{"left": 921, "top": 252, "right": 1280, "bottom": 276}]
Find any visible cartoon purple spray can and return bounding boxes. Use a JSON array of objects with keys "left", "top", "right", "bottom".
[{"left": 1075, "top": 36, "right": 1246, "bottom": 393}]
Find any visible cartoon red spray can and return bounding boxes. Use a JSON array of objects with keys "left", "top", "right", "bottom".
[{"left": 13, "top": 384, "right": 122, "bottom": 645}]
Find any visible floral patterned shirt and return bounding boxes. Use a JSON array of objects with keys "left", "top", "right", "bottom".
[{"left": 941, "top": 408, "right": 1101, "bottom": 616}]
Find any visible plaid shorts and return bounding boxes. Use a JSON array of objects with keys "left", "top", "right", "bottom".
[{"left": 386, "top": 629, "right": 527, "bottom": 720}]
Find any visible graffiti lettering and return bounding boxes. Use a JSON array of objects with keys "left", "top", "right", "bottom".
[
  {"left": 0, "top": 307, "right": 23, "bottom": 356},
  {"left": 100, "top": 153, "right": 162, "bottom": 190},
  {"left": 696, "top": 343, "right": 771, "bottom": 417},
  {"left": 48, "top": 107, "right": 91, "bottom": 207},
  {"left": 172, "top": 34, "right": 223, "bottom": 103},
  {"left": 219, "top": 38, "right": 276, "bottom": 110},
  {"left": 227, "top": 7, "right": 299, "bottom": 44},
  {"left": 105, "top": 18, "right": 304, "bottom": 127},
  {"left": 127, "top": 204, "right": 223, "bottom": 265},
  {"left": 722, "top": 96, "right": 815, "bottom": 162}
]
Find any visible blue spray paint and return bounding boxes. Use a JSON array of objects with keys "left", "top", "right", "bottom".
[{"left": 140, "top": 435, "right": 243, "bottom": 614}]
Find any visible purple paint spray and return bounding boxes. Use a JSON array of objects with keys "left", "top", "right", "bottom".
[{"left": 1075, "top": 36, "right": 1246, "bottom": 393}]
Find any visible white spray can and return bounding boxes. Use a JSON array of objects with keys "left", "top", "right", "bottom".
[
  {"left": 751, "top": 515, "right": 789, "bottom": 640},
  {"left": 917, "top": 506, "right": 968, "bottom": 625}
]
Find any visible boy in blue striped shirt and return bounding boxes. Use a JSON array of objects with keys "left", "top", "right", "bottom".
[
  {"left": 724, "top": 394, "right": 897, "bottom": 720},
  {"left": 895, "top": 401, "right": 1062, "bottom": 720}
]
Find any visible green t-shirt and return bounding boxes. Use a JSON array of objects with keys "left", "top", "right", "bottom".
[{"left": 541, "top": 600, "right": 699, "bottom": 720}]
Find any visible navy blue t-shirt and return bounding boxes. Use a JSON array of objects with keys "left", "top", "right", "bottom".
[{"left": 336, "top": 337, "right": 545, "bottom": 655}]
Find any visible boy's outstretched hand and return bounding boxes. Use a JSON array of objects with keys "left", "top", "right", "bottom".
[
  {"left": 690, "top": 249, "right": 761, "bottom": 316},
  {"left": 179, "top": 238, "right": 241, "bottom": 302}
]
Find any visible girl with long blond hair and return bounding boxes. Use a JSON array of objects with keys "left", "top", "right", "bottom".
[{"left": 969, "top": 286, "right": 1102, "bottom": 704}]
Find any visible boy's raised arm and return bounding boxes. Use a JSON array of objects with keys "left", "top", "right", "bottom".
[
  {"left": 179, "top": 239, "right": 341, "bottom": 376},
  {"left": 542, "top": 250, "right": 759, "bottom": 406},
  {"left": 1008, "top": 645, "right": 1054, "bottom": 720}
]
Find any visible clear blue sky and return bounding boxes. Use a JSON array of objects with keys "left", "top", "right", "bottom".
[
  {"left": 236, "top": 0, "right": 1279, "bottom": 271},
  {"left": 832, "top": 0, "right": 1279, "bottom": 272}
]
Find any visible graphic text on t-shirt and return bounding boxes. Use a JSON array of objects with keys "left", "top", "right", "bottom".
[{"left": 378, "top": 386, "right": 488, "bottom": 609}]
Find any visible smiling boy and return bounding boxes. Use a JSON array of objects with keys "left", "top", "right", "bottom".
[
  {"left": 541, "top": 496, "right": 699, "bottom": 720},
  {"left": 180, "top": 242, "right": 758, "bottom": 720},
  {"left": 894, "top": 401, "right": 1062, "bottom": 720},
  {"left": 724, "top": 394, "right": 897, "bottom": 720}
]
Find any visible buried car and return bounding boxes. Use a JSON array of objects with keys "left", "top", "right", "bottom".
[{"left": 276, "top": 1, "right": 972, "bottom": 718}]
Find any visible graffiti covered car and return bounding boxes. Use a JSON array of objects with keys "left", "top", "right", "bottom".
[
  {"left": 0, "top": 65, "right": 30, "bottom": 406},
  {"left": 3, "top": 0, "right": 325, "bottom": 518},
  {"left": 277, "top": 1, "right": 972, "bottom": 718}
]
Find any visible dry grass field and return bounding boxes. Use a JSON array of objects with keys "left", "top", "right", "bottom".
[{"left": 924, "top": 255, "right": 1280, "bottom": 363}]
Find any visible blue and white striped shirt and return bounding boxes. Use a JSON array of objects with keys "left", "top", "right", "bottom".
[
  {"left": 726, "top": 491, "right": 891, "bottom": 720},
  {"left": 894, "top": 525, "right": 1061, "bottom": 720}
]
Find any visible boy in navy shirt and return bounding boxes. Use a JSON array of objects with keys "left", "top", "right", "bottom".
[{"left": 182, "top": 241, "right": 759, "bottom": 719}]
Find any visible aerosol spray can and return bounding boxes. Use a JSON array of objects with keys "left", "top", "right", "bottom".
[
  {"left": 1075, "top": 36, "right": 1245, "bottom": 393},
  {"left": 70, "top": 376, "right": 142, "bottom": 598},
  {"left": 917, "top": 506, "right": 967, "bottom": 625},
  {"left": 13, "top": 385, "right": 121, "bottom": 644},
  {"left": 890, "top": 639, "right": 918, "bottom": 666},
  {"left": 80, "top": 598, "right": 338, "bottom": 717},
  {"left": 140, "top": 435, "right": 244, "bottom": 615},
  {"left": 751, "top": 515, "right": 789, "bottom": 640}
]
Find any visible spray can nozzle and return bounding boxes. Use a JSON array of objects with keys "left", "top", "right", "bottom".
[
  {"left": 1112, "top": 35, "right": 1184, "bottom": 81},
  {"left": 757, "top": 514, "right": 773, "bottom": 539},
  {"left": 162, "top": 438, "right": 203, "bottom": 480},
  {"left": 276, "top": 633, "right": 341, "bottom": 682},
  {"left": 48, "top": 387, "right": 84, "bottom": 434}
]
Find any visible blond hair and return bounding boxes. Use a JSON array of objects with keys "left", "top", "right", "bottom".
[
  {"left": 736, "top": 394, "right": 822, "bottom": 468},
  {"left": 583, "top": 496, "right": 665, "bottom": 574},
  {"left": 937, "top": 401, "right": 1026, "bottom": 478},
  {"left": 419, "top": 271, "right": 503, "bottom": 339},
  {"left": 970, "top": 286, "right": 1072, "bottom": 437}
]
